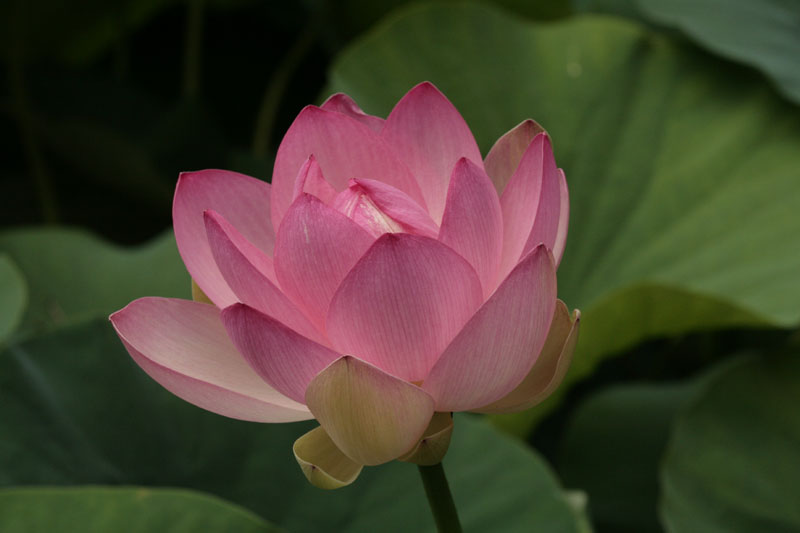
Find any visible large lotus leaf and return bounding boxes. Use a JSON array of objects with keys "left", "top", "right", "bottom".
[
  {"left": 661, "top": 352, "right": 800, "bottom": 532},
  {"left": 0, "top": 487, "right": 279, "bottom": 532},
  {"left": 576, "top": 0, "right": 800, "bottom": 105},
  {"left": 327, "top": 3, "right": 800, "bottom": 434},
  {"left": 559, "top": 380, "right": 699, "bottom": 532},
  {"left": 0, "top": 255, "right": 27, "bottom": 346},
  {"left": 0, "top": 319, "right": 588, "bottom": 532},
  {"left": 0, "top": 228, "right": 188, "bottom": 337}
]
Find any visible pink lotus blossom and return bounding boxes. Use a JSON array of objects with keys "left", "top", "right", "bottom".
[{"left": 110, "top": 82, "right": 580, "bottom": 488}]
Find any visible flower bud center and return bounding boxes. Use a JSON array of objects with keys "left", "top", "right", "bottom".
[{"left": 333, "top": 181, "right": 404, "bottom": 238}]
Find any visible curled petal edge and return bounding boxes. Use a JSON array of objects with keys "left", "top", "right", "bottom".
[{"left": 293, "top": 425, "right": 363, "bottom": 490}]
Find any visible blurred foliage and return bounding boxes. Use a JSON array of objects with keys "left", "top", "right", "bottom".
[
  {"left": 558, "top": 380, "right": 700, "bottom": 532},
  {"left": 0, "top": 255, "right": 27, "bottom": 345},
  {"left": 661, "top": 351, "right": 800, "bottom": 533},
  {"left": 575, "top": 0, "right": 800, "bottom": 105},
  {"left": 0, "top": 228, "right": 187, "bottom": 338},
  {"left": 0, "top": 487, "right": 279, "bottom": 532},
  {"left": 1, "top": 0, "right": 799, "bottom": 531}
]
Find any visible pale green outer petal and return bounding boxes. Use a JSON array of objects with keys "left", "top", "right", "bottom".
[
  {"left": 293, "top": 426, "right": 363, "bottom": 490},
  {"left": 305, "top": 356, "right": 435, "bottom": 466},
  {"left": 473, "top": 300, "right": 580, "bottom": 414},
  {"left": 398, "top": 412, "right": 454, "bottom": 466}
]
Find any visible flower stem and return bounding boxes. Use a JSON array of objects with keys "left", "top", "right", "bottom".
[{"left": 418, "top": 463, "right": 462, "bottom": 533}]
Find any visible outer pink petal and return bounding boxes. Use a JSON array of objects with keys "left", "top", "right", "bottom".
[
  {"left": 498, "top": 133, "right": 558, "bottom": 280},
  {"left": 553, "top": 169, "right": 570, "bottom": 267},
  {"left": 320, "top": 93, "right": 384, "bottom": 132},
  {"left": 274, "top": 194, "right": 375, "bottom": 328},
  {"left": 382, "top": 82, "right": 483, "bottom": 224},
  {"left": 204, "top": 210, "right": 325, "bottom": 345},
  {"left": 484, "top": 119, "right": 544, "bottom": 196},
  {"left": 472, "top": 301, "right": 580, "bottom": 414},
  {"left": 292, "top": 155, "right": 338, "bottom": 205},
  {"left": 173, "top": 170, "right": 275, "bottom": 308},
  {"left": 422, "top": 245, "right": 557, "bottom": 411},
  {"left": 521, "top": 165, "right": 562, "bottom": 261},
  {"left": 305, "top": 356, "right": 435, "bottom": 466},
  {"left": 438, "top": 158, "right": 504, "bottom": 295},
  {"left": 110, "top": 297, "right": 310, "bottom": 422},
  {"left": 220, "top": 303, "right": 341, "bottom": 404},
  {"left": 350, "top": 178, "right": 439, "bottom": 238},
  {"left": 326, "top": 233, "right": 483, "bottom": 382},
  {"left": 271, "top": 106, "right": 424, "bottom": 231}
]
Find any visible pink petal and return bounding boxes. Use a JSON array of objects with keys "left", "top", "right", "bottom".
[
  {"left": 326, "top": 233, "right": 483, "bottom": 382},
  {"left": 473, "top": 301, "right": 580, "bottom": 414},
  {"left": 204, "top": 210, "right": 325, "bottom": 344},
  {"left": 382, "top": 82, "right": 484, "bottom": 223},
  {"left": 271, "top": 106, "right": 424, "bottom": 231},
  {"left": 423, "top": 245, "right": 557, "bottom": 411},
  {"left": 173, "top": 170, "right": 275, "bottom": 308},
  {"left": 521, "top": 165, "right": 562, "bottom": 261},
  {"left": 220, "top": 303, "right": 341, "bottom": 404},
  {"left": 351, "top": 179, "right": 439, "bottom": 238},
  {"left": 498, "top": 133, "right": 559, "bottom": 280},
  {"left": 273, "top": 194, "right": 375, "bottom": 328},
  {"left": 110, "top": 297, "right": 310, "bottom": 422},
  {"left": 320, "top": 93, "right": 384, "bottom": 132},
  {"left": 292, "top": 155, "right": 338, "bottom": 205},
  {"left": 331, "top": 186, "right": 405, "bottom": 238},
  {"left": 330, "top": 179, "right": 439, "bottom": 238},
  {"left": 305, "top": 356, "right": 435, "bottom": 465},
  {"left": 438, "top": 158, "right": 504, "bottom": 295},
  {"left": 553, "top": 169, "right": 570, "bottom": 267},
  {"left": 484, "top": 119, "right": 544, "bottom": 195}
]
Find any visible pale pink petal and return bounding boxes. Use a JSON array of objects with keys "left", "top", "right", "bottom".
[
  {"left": 292, "top": 155, "right": 337, "bottom": 205},
  {"left": 382, "top": 82, "right": 483, "bottom": 223},
  {"left": 351, "top": 179, "right": 439, "bottom": 238},
  {"left": 220, "top": 303, "right": 341, "bottom": 404},
  {"left": 553, "top": 169, "right": 570, "bottom": 267},
  {"left": 204, "top": 210, "right": 325, "bottom": 344},
  {"left": 521, "top": 163, "right": 562, "bottom": 261},
  {"left": 326, "top": 233, "right": 483, "bottom": 382},
  {"left": 331, "top": 186, "right": 405, "bottom": 238},
  {"left": 110, "top": 297, "right": 310, "bottom": 422},
  {"left": 173, "top": 170, "right": 275, "bottom": 308},
  {"left": 473, "top": 301, "right": 580, "bottom": 414},
  {"left": 438, "top": 158, "right": 503, "bottom": 295},
  {"left": 320, "top": 93, "right": 384, "bottom": 132},
  {"left": 330, "top": 179, "right": 438, "bottom": 238},
  {"left": 305, "top": 356, "right": 435, "bottom": 465},
  {"left": 423, "top": 245, "right": 557, "bottom": 411},
  {"left": 274, "top": 194, "right": 374, "bottom": 328},
  {"left": 271, "top": 106, "right": 424, "bottom": 230},
  {"left": 484, "top": 119, "right": 544, "bottom": 195},
  {"left": 498, "top": 133, "right": 558, "bottom": 279}
]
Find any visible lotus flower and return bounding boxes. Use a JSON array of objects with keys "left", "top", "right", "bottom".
[{"left": 110, "top": 82, "right": 580, "bottom": 489}]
